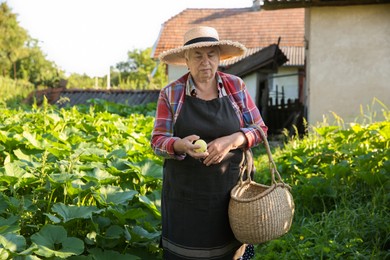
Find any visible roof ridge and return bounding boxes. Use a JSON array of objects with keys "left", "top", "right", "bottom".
[{"left": 163, "top": 7, "right": 254, "bottom": 24}]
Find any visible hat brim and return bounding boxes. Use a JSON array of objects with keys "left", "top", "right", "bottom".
[{"left": 159, "top": 40, "right": 246, "bottom": 65}]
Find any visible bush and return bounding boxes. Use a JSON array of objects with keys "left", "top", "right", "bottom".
[
  {"left": 0, "top": 76, "right": 34, "bottom": 108},
  {"left": 252, "top": 117, "right": 390, "bottom": 259},
  {"left": 0, "top": 101, "right": 163, "bottom": 259}
]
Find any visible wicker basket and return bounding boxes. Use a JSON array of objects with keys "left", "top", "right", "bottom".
[{"left": 228, "top": 126, "right": 295, "bottom": 244}]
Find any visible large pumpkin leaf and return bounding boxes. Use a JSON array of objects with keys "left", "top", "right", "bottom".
[
  {"left": 0, "top": 233, "right": 26, "bottom": 253},
  {"left": 93, "top": 185, "right": 138, "bottom": 206},
  {"left": 30, "top": 224, "right": 84, "bottom": 258},
  {"left": 47, "top": 203, "right": 103, "bottom": 223},
  {"left": 128, "top": 225, "right": 160, "bottom": 242},
  {"left": 82, "top": 167, "right": 118, "bottom": 184},
  {"left": 2, "top": 162, "right": 36, "bottom": 185}
]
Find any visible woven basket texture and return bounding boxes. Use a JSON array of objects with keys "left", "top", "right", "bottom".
[
  {"left": 228, "top": 124, "right": 295, "bottom": 244},
  {"left": 229, "top": 181, "right": 295, "bottom": 244}
]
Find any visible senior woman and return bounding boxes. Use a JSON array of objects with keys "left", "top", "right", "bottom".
[{"left": 151, "top": 26, "right": 267, "bottom": 260}]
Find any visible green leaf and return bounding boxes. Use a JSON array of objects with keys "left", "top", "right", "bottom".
[
  {"left": 130, "top": 226, "right": 160, "bottom": 242},
  {"left": 50, "top": 203, "right": 103, "bottom": 223},
  {"left": 0, "top": 194, "right": 8, "bottom": 214},
  {"left": 108, "top": 207, "right": 148, "bottom": 222},
  {"left": 13, "top": 149, "right": 33, "bottom": 162},
  {"left": 139, "top": 195, "right": 161, "bottom": 218},
  {"left": 30, "top": 224, "right": 84, "bottom": 258},
  {"left": 94, "top": 185, "right": 138, "bottom": 206},
  {"left": 47, "top": 113, "right": 62, "bottom": 124},
  {"left": 0, "top": 233, "right": 26, "bottom": 253},
  {"left": 22, "top": 131, "right": 43, "bottom": 150},
  {"left": 0, "top": 248, "right": 9, "bottom": 260},
  {"left": 105, "top": 225, "right": 123, "bottom": 239},
  {"left": 48, "top": 173, "right": 79, "bottom": 184},
  {"left": 15, "top": 243, "right": 39, "bottom": 257},
  {"left": 44, "top": 213, "right": 62, "bottom": 224},
  {"left": 378, "top": 123, "right": 390, "bottom": 139},
  {"left": 138, "top": 160, "right": 163, "bottom": 179},
  {"left": 0, "top": 215, "right": 20, "bottom": 234},
  {"left": 3, "top": 162, "right": 36, "bottom": 180},
  {"left": 83, "top": 167, "right": 118, "bottom": 183},
  {"left": 107, "top": 148, "right": 128, "bottom": 159}
]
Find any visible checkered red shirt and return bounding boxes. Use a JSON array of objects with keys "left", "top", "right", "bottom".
[{"left": 151, "top": 71, "right": 267, "bottom": 159}]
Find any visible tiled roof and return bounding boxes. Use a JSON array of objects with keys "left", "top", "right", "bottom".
[
  {"left": 152, "top": 8, "right": 305, "bottom": 59},
  {"left": 280, "top": 46, "right": 305, "bottom": 66},
  {"left": 24, "top": 88, "right": 160, "bottom": 108},
  {"left": 220, "top": 46, "right": 304, "bottom": 67}
]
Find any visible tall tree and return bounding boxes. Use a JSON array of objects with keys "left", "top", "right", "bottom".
[
  {"left": 16, "top": 38, "right": 63, "bottom": 88},
  {"left": 0, "top": 3, "right": 63, "bottom": 88},
  {"left": 0, "top": 3, "right": 28, "bottom": 78},
  {"left": 112, "top": 48, "right": 167, "bottom": 90}
]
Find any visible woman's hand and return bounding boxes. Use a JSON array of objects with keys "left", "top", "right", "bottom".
[
  {"left": 204, "top": 132, "right": 247, "bottom": 166},
  {"left": 173, "top": 135, "right": 209, "bottom": 159}
]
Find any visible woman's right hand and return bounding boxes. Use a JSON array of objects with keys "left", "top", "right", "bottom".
[{"left": 173, "top": 135, "right": 209, "bottom": 159}]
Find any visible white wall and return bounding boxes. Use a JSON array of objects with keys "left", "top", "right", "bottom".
[
  {"left": 242, "top": 73, "right": 258, "bottom": 102},
  {"left": 306, "top": 5, "right": 390, "bottom": 124},
  {"left": 269, "top": 67, "right": 300, "bottom": 103},
  {"left": 167, "top": 65, "right": 188, "bottom": 83}
]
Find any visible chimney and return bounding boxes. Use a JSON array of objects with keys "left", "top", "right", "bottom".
[{"left": 252, "top": 0, "right": 261, "bottom": 11}]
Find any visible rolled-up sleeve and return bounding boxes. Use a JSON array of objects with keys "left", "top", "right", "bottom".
[
  {"left": 151, "top": 84, "right": 186, "bottom": 160},
  {"left": 240, "top": 83, "right": 268, "bottom": 148}
]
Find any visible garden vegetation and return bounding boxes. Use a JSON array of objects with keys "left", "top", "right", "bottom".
[{"left": 0, "top": 89, "right": 388, "bottom": 258}]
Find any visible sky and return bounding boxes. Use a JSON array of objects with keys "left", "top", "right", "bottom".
[{"left": 4, "top": 0, "right": 253, "bottom": 77}]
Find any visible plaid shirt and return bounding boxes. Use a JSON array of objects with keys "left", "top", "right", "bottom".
[{"left": 151, "top": 71, "right": 267, "bottom": 159}]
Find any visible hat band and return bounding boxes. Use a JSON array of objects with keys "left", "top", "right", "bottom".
[{"left": 184, "top": 37, "right": 218, "bottom": 46}]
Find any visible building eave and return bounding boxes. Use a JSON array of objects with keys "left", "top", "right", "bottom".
[
  {"left": 219, "top": 43, "right": 288, "bottom": 77},
  {"left": 262, "top": 0, "right": 390, "bottom": 10}
]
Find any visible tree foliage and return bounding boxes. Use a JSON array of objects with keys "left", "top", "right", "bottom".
[
  {"left": 16, "top": 38, "right": 62, "bottom": 87},
  {"left": 67, "top": 73, "right": 101, "bottom": 89},
  {"left": 111, "top": 48, "right": 167, "bottom": 90},
  {"left": 0, "top": 3, "right": 63, "bottom": 88},
  {"left": 0, "top": 2, "right": 28, "bottom": 78}
]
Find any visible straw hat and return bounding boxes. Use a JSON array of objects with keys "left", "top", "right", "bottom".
[{"left": 159, "top": 26, "right": 246, "bottom": 65}]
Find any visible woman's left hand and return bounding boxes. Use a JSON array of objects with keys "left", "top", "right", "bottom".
[
  {"left": 203, "top": 132, "right": 247, "bottom": 166},
  {"left": 203, "top": 136, "right": 232, "bottom": 166}
]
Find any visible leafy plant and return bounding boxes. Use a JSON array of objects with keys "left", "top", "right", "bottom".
[
  {"left": 0, "top": 100, "right": 163, "bottom": 259},
  {"left": 252, "top": 114, "right": 389, "bottom": 259},
  {"left": 1, "top": 97, "right": 389, "bottom": 259}
]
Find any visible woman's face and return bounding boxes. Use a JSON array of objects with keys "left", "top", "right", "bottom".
[{"left": 185, "top": 46, "right": 220, "bottom": 83}]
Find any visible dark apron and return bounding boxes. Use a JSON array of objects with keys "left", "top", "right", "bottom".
[{"left": 161, "top": 95, "right": 244, "bottom": 259}]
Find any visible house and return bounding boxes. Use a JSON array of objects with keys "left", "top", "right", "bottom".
[
  {"left": 152, "top": 3, "right": 305, "bottom": 134},
  {"left": 263, "top": 0, "right": 390, "bottom": 124}
]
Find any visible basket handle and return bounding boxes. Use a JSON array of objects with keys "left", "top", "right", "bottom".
[
  {"left": 237, "top": 149, "right": 253, "bottom": 186},
  {"left": 238, "top": 125, "right": 286, "bottom": 187}
]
